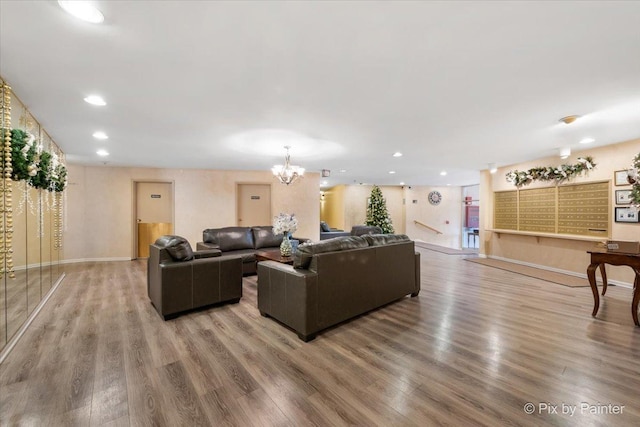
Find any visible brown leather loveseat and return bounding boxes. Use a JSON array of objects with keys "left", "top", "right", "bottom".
[
  {"left": 257, "top": 234, "right": 420, "bottom": 341},
  {"left": 148, "top": 235, "right": 243, "bottom": 320},
  {"left": 197, "top": 226, "right": 307, "bottom": 275}
]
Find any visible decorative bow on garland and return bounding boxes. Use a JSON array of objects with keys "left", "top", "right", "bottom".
[{"left": 506, "top": 157, "right": 596, "bottom": 187}]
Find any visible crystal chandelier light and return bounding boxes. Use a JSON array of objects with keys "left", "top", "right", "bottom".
[{"left": 272, "top": 146, "right": 305, "bottom": 185}]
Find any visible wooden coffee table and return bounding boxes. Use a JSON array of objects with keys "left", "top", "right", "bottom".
[{"left": 255, "top": 248, "right": 294, "bottom": 265}]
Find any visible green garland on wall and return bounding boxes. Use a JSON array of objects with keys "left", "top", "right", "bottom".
[
  {"left": 31, "top": 151, "right": 51, "bottom": 190},
  {"left": 0, "top": 128, "right": 67, "bottom": 192},
  {"left": 630, "top": 152, "right": 640, "bottom": 208},
  {"left": 506, "top": 156, "right": 596, "bottom": 187},
  {"left": 6, "top": 128, "right": 38, "bottom": 181},
  {"left": 53, "top": 164, "right": 67, "bottom": 192}
]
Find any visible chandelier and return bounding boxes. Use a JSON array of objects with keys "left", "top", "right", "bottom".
[{"left": 272, "top": 146, "right": 305, "bottom": 185}]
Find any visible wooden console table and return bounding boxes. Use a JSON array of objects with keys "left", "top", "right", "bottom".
[
  {"left": 255, "top": 249, "right": 294, "bottom": 265},
  {"left": 586, "top": 251, "right": 640, "bottom": 326}
]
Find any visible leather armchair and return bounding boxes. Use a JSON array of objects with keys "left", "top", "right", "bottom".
[{"left": 148, "top": 235, "right": 243, "bottom": 320}]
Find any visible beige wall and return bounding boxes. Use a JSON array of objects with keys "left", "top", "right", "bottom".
[
  {"left": 341, "top": 185, "right": 405, "bottom": 234},
  {"left": 482, "top": 138, "right": 640, "bottom": 285},
  {"left": 320, "top": 185, "right": 345, "bottom": 230},
  {"left": 64, "top": 165, "right": 320, "bottom": 261},
  {"left": 321, "top": 184, "right": 464, "bottom": 245},
  {"left": 320, "top": 184, "right": 405, "bottom": 233},
  {"left": 404, "top": 186, "right": 462, "bottom": 247}
]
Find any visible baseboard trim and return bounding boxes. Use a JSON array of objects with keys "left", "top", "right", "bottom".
[
  {"left": 487, "top": 255, "right": 633, "bottom": 289},
  {"left": 60, "top": 257, "right": 132, "bottom": 264},
  {"left": 0, "top": 273, "right": 66, "bottom": 365},
  {"left": 11, "top": 260, "right": 59, "bottom": 272}
]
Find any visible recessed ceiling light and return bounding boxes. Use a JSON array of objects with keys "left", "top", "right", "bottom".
[
  {"left": 389, "top": 171, "right": 396, "bottom": 174},
  {"left": 447, "top": 184, "right": 451, "bottom": 186},
  {"left": 579, "top": 137, "right": 595, "bottom": 144},
  {"left": 440, "top": 171, "right": 447, "bottom": 176},
  {"left": 399, "top": 182, "right": 405, "bottom": 185},
  {"left": 58, "top": 1, "right": 104, "bottom": 24},
  {"left": 92, "top": 131, "right": 108, "bottom": 140},
  {"left": 559, "top": 115, "right": 580, "bottom": 124},
  {"left": 393, "top": 152, "right": 403, "bottom": 157},
  {"left": 321, "top": 181, "right": 328, "bottom": 186},
  {"left": 97, "top": 149, "right": 109, "bottom": 157},
  {"left": 84, "top": 95, "right": 106, "bottom": 106},
  {"left": 559, "top": 147, "right": 571, "bottom": 159},
  {"left": 339, "top": 169, "right": 347, "bottom": 173}
]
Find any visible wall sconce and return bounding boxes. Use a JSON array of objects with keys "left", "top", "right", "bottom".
[
  {"left": 488, "top": 163, "right": 497, "bottom": 174},
  {"left": 559, "top": 147, "right": 571, "bottom": 159}
]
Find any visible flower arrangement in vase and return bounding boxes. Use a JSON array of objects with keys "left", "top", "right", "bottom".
[{"left": 273, "top": 213, "right": 298, "bottom": 256}]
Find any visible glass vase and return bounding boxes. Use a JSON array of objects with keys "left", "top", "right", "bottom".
[{"left": 280, "top": 233, "right": 293, "bottom": 257}]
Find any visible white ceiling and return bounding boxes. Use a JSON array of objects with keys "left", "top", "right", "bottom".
[{"left": 1, "top": 1, "right": 639, "bottom": 188}]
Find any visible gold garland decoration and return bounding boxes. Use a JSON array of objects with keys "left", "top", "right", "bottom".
[
  {"left": 53, "top": 174, "right": 63, "bottom": 250},
  {"left": 1, "top": 82, "right": 15, "bottom": 278}
]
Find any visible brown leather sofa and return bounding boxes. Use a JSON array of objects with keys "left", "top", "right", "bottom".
[
  {"left": 148, "top": 235, "right": 243, "bottom": 320},
  {"left": 319, "top": 221, "right": 350, "bottom": 240},
  {"left": 350, "top": 225, "right": 383, "bottom": 236},
  {"left": 257, "top": 234, "right": 420, "bottom": 341},
  {"left": 196, "top": 226, "right": 307, "bottom": 275},
  {"left": 320, "top": 223, "right": 382, "bottom": 240}
]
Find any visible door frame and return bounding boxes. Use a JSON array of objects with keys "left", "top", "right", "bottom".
[
  {"left": 131, "top": 180, "right": 175, "bottom": 259},
  {"left": 235, "top": 182, "right": 273, "bottom": 227}
]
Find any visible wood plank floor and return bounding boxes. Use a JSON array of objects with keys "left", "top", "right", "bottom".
[{"left": 1, "top": 249, "right": 639, "bottom": 426}]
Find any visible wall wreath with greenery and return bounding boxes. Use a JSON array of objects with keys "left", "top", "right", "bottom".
[
  {"left": 506, "top": 156, "right": 596, "bottom": 187},
  {"left": 1, "top": 128, "right": 67, "bottom": 192}
]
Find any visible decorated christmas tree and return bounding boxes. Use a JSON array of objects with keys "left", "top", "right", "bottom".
[{"left": 366, "top": 185, "right": 394, "bottom": 233}]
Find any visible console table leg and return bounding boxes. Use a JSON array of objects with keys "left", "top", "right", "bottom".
[
  {"left": 599, "top": 264, "right": 608, "bottom": 295},
  {"left": 632, "top": 269, "right": 640, "bottom": 327},
  {"left": 587, "top": 263, "right": 600, "bottom": 317}
]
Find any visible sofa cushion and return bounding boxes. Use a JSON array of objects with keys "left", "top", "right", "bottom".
[
  {"left": 196, "top": 241, "right": 220, "bottom": 251},
  {"left": 351, "top": 225, "right": 383, "bottom": 236},
  {"left": 363, "top": 234, "right": 410, "bottom": 246},
  {"left": 252, "top": 226, "right": 284, "bottom": 249},
  {"left": 214, "top": 227, "right": 254, "bottom": 252},
  {"left": 154, "top": 235, "right": 194, "bottom": 261},
  {"left": 221, "top": 248, "right": 257, "bottom": 264},
  {"left": 293, "top": 236, "right": 369, "bottom": 269},
  {"left": 203, "top": 228, "right": 218, "bottom": 244},
  {"left": 320, "top": 221, "right": 331, "bottom": 232},
  {"left": 193, "top": 249, "right": 222, "bottom": 259}
]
